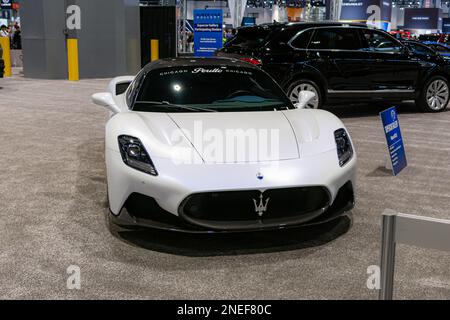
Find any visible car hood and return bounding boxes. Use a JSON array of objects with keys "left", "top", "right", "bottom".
[
  {"left": 116, "top": 109, "right": 340, "bottom": 164},
  {"left": 167, "top": 111, "right": 299, "bottom": 163}
]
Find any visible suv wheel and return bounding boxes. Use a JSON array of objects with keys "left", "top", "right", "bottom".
[
  {"left": 417, "top": 76, "right": 449, "bottom": 112},
  {"left": 287, "top": 80, "right": 322, "bottom": 109}
]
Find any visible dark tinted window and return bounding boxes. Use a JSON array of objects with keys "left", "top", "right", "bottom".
[
  {"left": 418, "top": 35, "right": 440, "bottom": 42},
  {"left": 267, "top": 26, "right": 302, "bottom": 49},
  {"left": 134, "top": 66, "right": 292, "bottom": 112},
  {"left": 309, "top": 28, "right": 363, "bottom": 50},
  {"left": 406, "top": 42, "right": 435, "bottom": 55},
  {"left": 430, "top": 44, "right": 450, "bottom": 53},
  {"left": 225, "top": 27, "right": 272, "bottom": 49},
  {"left": 116, "top": 82, "right": 131, "bottom": 95},
  {"left": 361, "top": 29, "right": 403, "bottom": 53},
  {"left": 290, "top": 29, "right": 314, "bottom": 49}
]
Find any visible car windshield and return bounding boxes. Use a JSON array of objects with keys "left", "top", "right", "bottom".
[{"left": 133, "top": 66, "right": 293, "bottom": 112}]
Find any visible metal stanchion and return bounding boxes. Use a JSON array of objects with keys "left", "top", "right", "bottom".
[
  {"left": 0, "top": 37, "right": 12, "bottom": 77},
  {"left": 67, "top": 38, "right": 79, "bottom": 81},
  {"left": 379, "top": 209, "right": 397, "bottom": 300},
  {"left": 151, "top": 39, "right": 159, "bottom": 62},
  {"left": 378, "top": 210, "right": 450, "bottom": 299}
]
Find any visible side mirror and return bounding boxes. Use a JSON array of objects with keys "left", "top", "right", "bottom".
[
  {"left": 91, "top": 92, "right": 122, "bottom": 114},
  {"left": 294, "top": 91, "right": 316, "bottom": 109}
]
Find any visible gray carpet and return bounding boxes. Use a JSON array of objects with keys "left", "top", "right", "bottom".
[{"left": 1, "top": 72, "right": 450, "bottom": 299}]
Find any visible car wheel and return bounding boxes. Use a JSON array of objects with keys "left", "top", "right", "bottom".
[
  {"left": 417, "top": 76, "right": 450, "bottom": 112},
  {"left": 287, "top": 79, "right": 322, "bottom": 109}
]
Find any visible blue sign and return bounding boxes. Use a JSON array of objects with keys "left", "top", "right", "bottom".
[
  {"left": 380, "top": 107, "right": 407, "bottom": 176},
  {"left": 241, "top": 17, "right": 256, "bottom": 27},
  {"left": 194, "top": 9, "right": 223, "bottom": 57},
  {"left": 442, "top": 18, "right": 450, "bottom": 34}
]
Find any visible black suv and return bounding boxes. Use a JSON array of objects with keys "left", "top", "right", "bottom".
[{"left": 218, "top": 22, "right": 450, "bottom": 112}]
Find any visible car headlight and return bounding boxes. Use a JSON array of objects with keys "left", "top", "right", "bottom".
[
  {"left": 118, "top": 135, "right": 158, "bottom": 176},
  {"left": 334, "top": 129, "right": 353, "bottom": 167}
]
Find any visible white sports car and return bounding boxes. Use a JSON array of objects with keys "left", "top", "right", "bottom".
[{"left": 92, "top": 58, "right": 356, "bottom": 233}]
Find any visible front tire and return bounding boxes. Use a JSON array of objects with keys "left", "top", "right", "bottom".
[
  {"left": 287, "top": 79, "right": 322, "bottom": 109},
  {"left": 416, "top": 76, "right": 449, "bottom": 112}
]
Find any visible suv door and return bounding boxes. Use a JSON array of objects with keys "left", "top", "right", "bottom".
[
  {"left": 359, "top": 28, "right": 420, "bottom": 95},
  {"left": 306, "top": 27, "right": 372, "bottom": 92}
]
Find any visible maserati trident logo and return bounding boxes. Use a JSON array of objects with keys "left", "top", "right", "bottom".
[{"left": 253, "top": 193, "right": 270, "bottom": 217}]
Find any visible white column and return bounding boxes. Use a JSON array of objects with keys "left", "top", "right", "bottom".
[
  {"left": 228, "top": 0, "right": 247, "bottom": 27},
  {"left": 330, "top": 0, "right": 342, "bottom": 21}
]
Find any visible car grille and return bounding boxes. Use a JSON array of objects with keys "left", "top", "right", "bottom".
[{"left": 179, "top": 187, "right": 331, "bottom": 230}]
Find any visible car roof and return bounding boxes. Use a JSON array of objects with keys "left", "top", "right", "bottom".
[
  {"left": 142, "top": 57, "right": 259, "bottom": 72},
  {"left": 237, "top": 21, "right": 369, "bottom": 31}
]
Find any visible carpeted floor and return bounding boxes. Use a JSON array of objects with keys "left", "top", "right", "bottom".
[{"left": 1, "top": 71, "right": 450, "bottom": 299}]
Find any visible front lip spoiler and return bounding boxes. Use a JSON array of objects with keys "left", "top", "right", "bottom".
[
  {"left": 177, "top": 204, "right": 330, "bottom": 231},
  {"left": 109, "top": 198, "right": 354, "bottom": 234}
]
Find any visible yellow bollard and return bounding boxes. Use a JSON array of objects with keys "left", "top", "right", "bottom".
[
  {"left": 150, "top": 39, "right": 159, "bottom": 62},
  {"left": 0, "top": 37, "right": 12, "bottom": 77},
  {"left": 67, "top": 38, "right": 79, "bottom": 81}
]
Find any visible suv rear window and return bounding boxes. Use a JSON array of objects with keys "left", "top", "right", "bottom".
[
  {"left": 225, "top": 27, "right": 272, "bottom": 49},
  {"left": 290, "top": 29, "right": 314, "bottom": 49},
  {"left": 309, "top": 28, "right": 363, "bottom": 50},
  {"left": 266, "top": 26, "right": 302, "bottom": 49}
]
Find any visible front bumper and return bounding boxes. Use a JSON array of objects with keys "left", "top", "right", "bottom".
[
  {"left": 106, "top": 147, "right": 356, "bottom": 232},
  {"left": 110, "top": 180, "right": 354, "bottom": 233}
]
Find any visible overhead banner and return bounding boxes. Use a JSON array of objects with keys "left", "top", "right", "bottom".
[
  {"left": 404, "top": 8, "right": 443, "bottom": 30},
  {"left": 380, "top": 107, "right": 407, "bottom": 176},
  {"left": 340, "top": 0, "right": 391, "bottom": 30},
  {"left": 193, "top": 9, "right": 223, "bottom": 57}
]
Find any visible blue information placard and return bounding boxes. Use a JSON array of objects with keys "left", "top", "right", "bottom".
[
  {"left": 193, "top": 9, "right": 223, "bottom": 57},
  {"left": 380, "top": 107, "right": 407, "bottom": 176}
]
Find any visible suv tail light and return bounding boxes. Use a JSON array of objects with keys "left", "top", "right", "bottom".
[{"left": 240, "top": 57, "right": 262, "bottom": 66}]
